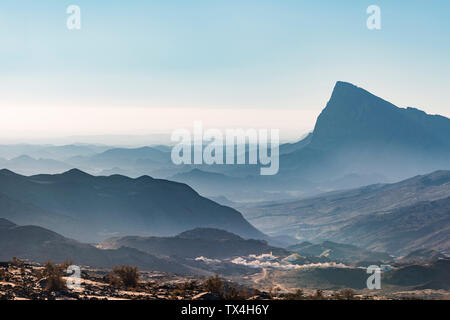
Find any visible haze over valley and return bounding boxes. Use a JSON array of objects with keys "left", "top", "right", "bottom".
[{"left": 1, "top": 82, "right": 449, "bottom": 300}]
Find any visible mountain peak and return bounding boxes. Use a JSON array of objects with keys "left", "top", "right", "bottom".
[
  {"left": 334, "top": 80, "right": 358, "bottom": 90},
  {"left": 136, "top": 175, "right": 154, "bottom": 182},
  {"left": 329, "top": 81, "right": 378, "bottom": 105},
  {"left": 308, "top": 81, "right": 450, "bottom": 154},
  {"left": 62, "top": 168, "right": 92, "bottom": 178},
  {"left": 0, "top": 168, "right": 20, "bottom": 176}
]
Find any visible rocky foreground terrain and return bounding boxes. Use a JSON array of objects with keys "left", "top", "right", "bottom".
[
  {"left": 1, "top": 259, "right": 449, "bottom": 300},
  {"left": 0, "top": 259, "right": 270, "bottom": 301}
]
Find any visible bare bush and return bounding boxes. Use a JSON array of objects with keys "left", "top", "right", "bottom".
[
  {"left": 203, "top": 275, "right": 224, "bottom": 294},
  {"left": 43, "top": 261, "right": 66, "bottom": 292},
  {"left": 113, "top": 265, "right": 139, "bottom": 288},
  {"left": 312, "top": 289, "right": 324, "bottom": 300},
  {"left": 202, "top": 275, "right": 250, "bottom": 300},
  {"left": 285, "top": 289, "right": 305, "bottom": 300},
  {"left": 336, "top": 288, "right": 355, "bottom": 300},
  {"left": 223, "top": 286, "right": 250, "bottom": 300},
  {"left": 106, "top": 273, "right": 122, "bottom": 288}
]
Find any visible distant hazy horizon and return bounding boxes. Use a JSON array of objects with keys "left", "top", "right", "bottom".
[
  {"left": 1, "top": 1, "right": 449, "bottom": 144},
  {"left": 1, "top": 80, "right": 448, "bottom": 146}
]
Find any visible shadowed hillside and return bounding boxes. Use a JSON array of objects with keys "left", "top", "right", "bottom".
[
  {"left": 0, "top": 169, "right": 265, "bottom": 242},
  {"left": 100, "top": 228, "right": 289, "bottom": 259},
  {"left": 242, "top": 171, "right": 450, "bottom": 255},
  {"left": 0, "top": 218, "right": 196, "bottom": 275}
]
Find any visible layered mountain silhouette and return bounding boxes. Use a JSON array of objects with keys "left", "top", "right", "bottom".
[
  {"left": 0, "top": 169, "right": 265, "bottom": 242},
  {"left": 67, "top": 146, "right": 174, "bottom": 178},
  {"left": 242, "top": 170, "right": 450, "bottom": 255},
  {"left": 0, "top": 155, "right": 72, "bottom": 175},
  {"left": 100, "top": 228, "right": 289, "bottom": 259},
  {"left": 1, "top": 82, "right": 447, "bottom": 201},
  {"left": 172, "top": 81, "right": 450, "bottom": 200},
  {"left": 0, "top": 218, "right": 195, "bottom": 274},
  {"left": 0, "top": 219, "right": 290, "bottom": 276},
  {"left": 284, "top": 82, "right": 449, "bottom": 167},
  {"left": 0, "top": 144, "right": 109, "bottom": 161}
]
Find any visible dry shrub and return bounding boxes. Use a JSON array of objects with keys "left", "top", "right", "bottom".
[
  {"left": 202, "top": 275, "right": 250, "bottom": 300},
  {"left": 223, "top": 286, "right": 250, "bottom": 300},
  {"left": 203, "top": 275, "right": 225, "bottom": 294},
  {"left": 106, "top": 273, "right": 122, "bottom": 288},
  {"left": 312, "top": 289, "right": 324, "bottom": 300},
  {"left": 43, "top": 261, "right": 66, "bottom": 292},
  {"left": 172, "top": 280, "right": 199, "bottom": 297},
  {"left": 336, "top": 288, "right": 355, "bottom": 300},
  {"left": 285, "top": 289, "right": 305, "bottom": 300},
  {"left": 113, "top": 265, "right": 139, "bottom": 288},
  {"left": 203, "top": 275, "right": 224, "bottom": 294}
]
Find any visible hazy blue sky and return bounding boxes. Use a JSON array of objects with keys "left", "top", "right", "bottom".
[{"left": 0, "top": 0, "right": 449, "bottom": 143}]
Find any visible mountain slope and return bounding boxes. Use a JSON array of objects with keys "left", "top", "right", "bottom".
[
  {"left": 279, "top": 133, "right": 313, "bottom": 155},
  {"left": 169, "top": 169, "right": 259, "bottom": 198},
  {"left": 0, "top": 218, "right": 196, "bottom": 275},
  {"left": 0, "top": 191, "right": 81, "bottom": 237},
  {"left": 398, "top": 249, "right": 448, "bottom": 263},
  {"left": 241, "top": 170, "right": 450, "bottom": 255},
  {"left": 328, "top": 196, "right": 450, "bottom": 255},
  {"left": 0, "top": 169, "right": 265, "bottom": 242},
  {"left": 384, "top": 259, "right": 450, "bottom": 290},
  {"left": 287, "top": 241, "right": 392, "bottom": 263}
]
